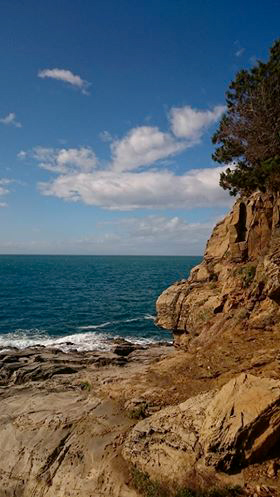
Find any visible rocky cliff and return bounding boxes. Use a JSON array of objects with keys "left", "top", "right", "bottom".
[
  {"left": 2, "top": 193, "right": 280, "bottom": 497},
  {"left": 156, "top": 192, "right": 280, "bottom": 348}
]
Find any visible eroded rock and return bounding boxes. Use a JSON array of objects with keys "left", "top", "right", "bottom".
[
  {"left": 156, "top": 192, "right": 280, "bottom": 347},
  {"left": 123, "top": 374, "right": 280, "bottom": 485}
]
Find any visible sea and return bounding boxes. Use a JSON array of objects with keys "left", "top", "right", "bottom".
[{"left": 0, "top": 255, "right": 201, "bottom": 352}]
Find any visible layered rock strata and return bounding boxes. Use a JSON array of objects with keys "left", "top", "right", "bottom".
[
  {"left": 156, "top": 192, "right": 280, "bottom": 348},
  {"left": 123, "top": 373, "right": 280, "bottom": 485}
]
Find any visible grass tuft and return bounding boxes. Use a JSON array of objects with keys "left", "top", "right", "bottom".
[{"left": 130, "top": 467, "right": 243, "bottom": 497}]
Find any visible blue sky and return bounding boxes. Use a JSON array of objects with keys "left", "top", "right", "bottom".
[{"left": 0, "top": 0, "right": 279, "bottom": 255}]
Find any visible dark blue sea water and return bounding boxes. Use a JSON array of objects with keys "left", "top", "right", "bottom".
[{"left": 0, "top": 255, "right": 201, "bottom": 351}]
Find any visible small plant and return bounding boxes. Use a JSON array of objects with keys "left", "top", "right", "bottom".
[
  {"left": 130, "top": 467, "right": 243, "bottom": 497},
  {"left": 233, "top": 308, "right": 249, "bottom": 322},
  {"left": 130, "top": 468, "right": 169, "bottom": 497},
  {"left": 79, "top": 381, "right": 92, "bottom": 391},
  {"left": 234, "top": 264, "right": 256, "bottom": 288},
  {"left": 197, "top": 308, "right": 213, "bottom": 323},
  {"left": 128, "top": 402, "right": 148, "bottom": 420}
]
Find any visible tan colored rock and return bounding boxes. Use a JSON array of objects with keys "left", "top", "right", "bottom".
[
  {"left": 0, "top": 346, "right": 174, "bottom": 497},
  {"left": 123, "top": 374, "right": 280, "bottom": 485},
  {"left": 191, "top": 263, "right": 210, "bottom": 282},
  {"left": 156, "top": 192, "right": 280, "bottom": 347},
  {"left": 123, "top": 390, "right": 214, "bottom": 486},
  {"left": 201, "top": 373, "right": 280, "bottom": 470}
]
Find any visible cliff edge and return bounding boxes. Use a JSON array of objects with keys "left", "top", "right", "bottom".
[{"left": 156, "top": 192, "right": 280, "bottom": 348}]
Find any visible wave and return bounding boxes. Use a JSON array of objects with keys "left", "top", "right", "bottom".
[
  {"left": 0, "top": 327, "right": 164, "bottom": 353},
  {"left": 78, "top": 314, "right": 155, "bottom": 330},
  {"left": 0, "top": 329, "right": 112, "bottom": 353},
  {"left": 144, "top": 314, "right": 155, "bottom": 320},
  {"left": 78, "top": 322, "right": 112, "bottom": 330}
]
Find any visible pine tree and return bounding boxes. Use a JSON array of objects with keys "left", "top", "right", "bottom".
[{"left": 212, "top": 39, "right": 280, "bottom": 196}]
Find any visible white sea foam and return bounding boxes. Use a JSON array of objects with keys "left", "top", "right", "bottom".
[
  {"left": 0, "top": 329, "right": 114, "bottom": 353},
  {"left": 0, "top": 327, "right": 165, "bottom": 353},
  {"left": 144, "top": 314, "right": 155, "bottom": 320},
  {"left": 78, "top": 322, "right": 112, "bottom": 330},
  {"left": 78, "top": 315, "right": 154, "bottom": 330}
]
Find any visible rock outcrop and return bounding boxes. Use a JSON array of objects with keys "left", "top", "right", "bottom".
[
  {"left": 0, "top": 344, "right": 172, "bottom": 497},
  {"left": 1, "top": 340, "right": 280, "bottom": 495},
  {"left": 123, "top": 373, "right": 280, "bottom": 485},
  {"left": 156, "top": 192, "right": 280, "bottom": 348},
  {"left": 3, "top": 190, "right": 280, "bottom": 496}
]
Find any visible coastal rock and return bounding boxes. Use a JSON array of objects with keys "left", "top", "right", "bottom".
[
  {"left": 156, "top": 192, "right": 280, "bottom": 348},
  {"left": 123, "top": 374, "right": 280, "bottom": 485},
  {"left": 201, "top": 373, "right": 280, "bottom": 470},
  {"left": 112, "top": 339, "right": 141, "bottom": 356},
  {"left": 0, "top": 344, "right": 173, "bottom": 497}
]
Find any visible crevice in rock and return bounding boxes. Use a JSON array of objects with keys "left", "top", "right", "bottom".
[{"left": 236, "top": 202, "right": 247, "bottom": 243}]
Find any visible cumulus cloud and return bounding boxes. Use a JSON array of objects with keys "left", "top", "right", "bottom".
[
  {"left": 38, "top": 68, "right": 91, "bottom": 95},
  {"left": 169, "top": 105, "right": 225, "bottom": 141},
  {"left": 38, "top": 165, "right": 230, "bottom": 210},
  {"left": 0, "top": 113, "right": 22, "bottom": 128},
  {"left": 22, "top": 102, "right": 228, "bottom": 211},
  {"left": 111, "top": 126, "right": 186, "bottom": 172},
  {"left": 19, "top": 146, "right": 97, "bottom": 173}
]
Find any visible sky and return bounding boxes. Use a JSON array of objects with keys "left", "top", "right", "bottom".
[{"left": 0, "top": 0, "right": 279, "bottom": 255}]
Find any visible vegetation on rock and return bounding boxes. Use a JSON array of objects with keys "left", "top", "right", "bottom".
[
  {"left": 212, "top": 39, "right": 280, "bottom": 196},
  {"left": 130, "top": 467, "right": 242, "bottom": 497}
]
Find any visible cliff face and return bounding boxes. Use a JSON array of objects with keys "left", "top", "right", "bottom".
[{"left": 156, "top": 192, "right": 280, "bottom": 348}]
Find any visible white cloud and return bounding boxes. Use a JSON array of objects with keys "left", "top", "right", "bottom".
[
  {"left": 79, "top": 216, "right": 217, "bottom": 254},
  {"left": 0, "top": 113, "right": 22, "bottom": 128},
  {"left": 118, "top": 215, "right": 215, "bottom": 241},
  {"left": 0, "top": 216, "right": 218, "bottom": 255},
  {"left": 234, "top": 40, "right": 245, "bottom": 58},
  {"left": 38, "top": 165, "right": 230, "bottom": 210},
  {"left": 17, "top": 150, "right": 27, "bottom": 159},
  {"left": 110, "top": 105, "right": 225, "bottom": 171},
  {"left": 99, "top": 130, "right": 112, "bottom": 142},
  {"left": 169, "top": 105, "right": 225, "bottom": 141},
  {"left": 20, "top": 146, "right": 98, "bottom": 173},
  {"left": 23, "top": 103, "right": 228, "bottom": 211},
  {"left": 235, "top": 48, "right": 245, "bottom": 57},
  {"left": 38, "top": 68, "right": 91, "bottom": 95},
  {"left": 111, "top": 126, "right": 186, "bottom": 172},
  {"left": 0, "top": 179, "right": 13, "bottom": 206},
  {"left": 0, "top": 179, "right": 12, "bottom": 196}
]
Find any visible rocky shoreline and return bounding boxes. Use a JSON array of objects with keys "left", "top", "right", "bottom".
[
  {"left": 2, "top": 192, "right": 280, "bottom": 496},
  {"left": 0, "top": 341, "right": 175, "bottom": 497},
  {"left": 1, "top": 332, "right": 280, "bottom": 497},
  {"left": 0, "top": 339, "right": 173, "bottom": 387}
]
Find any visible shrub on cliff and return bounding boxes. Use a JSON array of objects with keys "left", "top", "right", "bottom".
[{"left": 212, "top": 39, "right": 280, "bottom": 196}]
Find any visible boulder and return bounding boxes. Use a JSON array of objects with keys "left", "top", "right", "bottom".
[
  {"left": 123, "top": 374, "right": 280, "bottom": 485},
  {"left": 201, "top": 373, "right": 280, "bottom": 470}
]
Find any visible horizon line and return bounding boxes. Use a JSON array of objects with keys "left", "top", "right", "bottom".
[{"left": 0, "top": 253, "right": 203, "bottom": 257}]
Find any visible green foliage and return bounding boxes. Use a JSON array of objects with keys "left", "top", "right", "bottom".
[
  {"left": 130, "top": 468, "right": 243, "bottom": 497},
  {"left": 130, "top": 468, "right": 169, "bottom": 497},
  {"left": 128, "top": 402, "right": 148, "bottom": 420},
  {"left": 79, "top": 381, "right": 92, "bottom": 391},
  {"left": 212, "top": 39, "right": 280, "bottom": 196},
  {"left": 197, "top": 308, "right": 213, "bottom": 322},
  {"left": 234, "top": 264, "right": 256, "bottom": 288}
]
